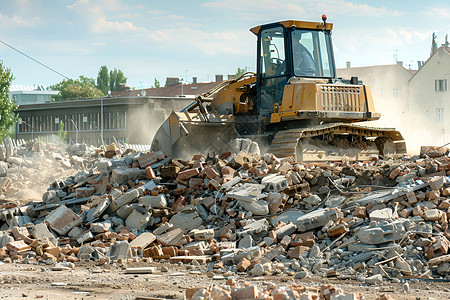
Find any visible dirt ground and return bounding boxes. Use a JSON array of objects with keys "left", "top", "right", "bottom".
[{"left": 0, "top": 261, "right": 448, "bottom": 300}]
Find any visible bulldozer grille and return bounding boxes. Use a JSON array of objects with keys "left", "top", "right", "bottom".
[{"left": 320, "top": 86, "right": 363, "bottom": 112}]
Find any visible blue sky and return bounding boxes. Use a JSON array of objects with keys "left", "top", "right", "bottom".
[{"left": 0, "top": 0, "right": 449, "bottom": 89}]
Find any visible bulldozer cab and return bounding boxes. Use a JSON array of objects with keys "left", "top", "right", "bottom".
[{"left": 252, "top": 20, "right": 336, "bottom": 115}]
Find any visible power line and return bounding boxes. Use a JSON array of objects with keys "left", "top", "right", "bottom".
[{"left": 0, "top": 39, "right": 69, "bottom": 79}]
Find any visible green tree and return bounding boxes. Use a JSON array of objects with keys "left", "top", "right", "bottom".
[
  {"left": 235, "top": 67, "right": 249, "bottom": 78},
  {"left": 96, "top": 65, "right": 110, "bottom": 95},
  {"left": 51, "top": 76, "right": 104, "bottom": 101},
  {"left": 109, "top": 68, "right": 127, "bottom": 92},
  {"left": 153, "top": 78, "right": 160, "bottom": 88},
  {"left": 0, "top": 61, "right": 18, "bottom": 140},
  {"left": 57, "top": 120, "right": 67, "bottom": 142}
]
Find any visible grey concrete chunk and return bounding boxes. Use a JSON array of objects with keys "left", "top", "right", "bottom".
[{"left": 295, "top": 208, "right": 342, "bottom": 232}]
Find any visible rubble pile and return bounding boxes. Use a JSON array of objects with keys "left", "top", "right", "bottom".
[
  {"left": 0, "top": 138, "right": 96, "bottom": 206},
  {"left": 185, "top": 281, "right": 368, "bottom": 300},
  {"left": 0, "top": 140, "right": 450, "bottom": 297}
]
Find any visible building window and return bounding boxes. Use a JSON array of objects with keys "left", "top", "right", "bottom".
[
  {"left": 436, "top": 108, "right": 444, "bottom": 123},
  {"left": 393, "top": 88, "right": 399, "bottom": 98},
  {"left": 435, "top": 79, "right": 447, "bottom": 92}
]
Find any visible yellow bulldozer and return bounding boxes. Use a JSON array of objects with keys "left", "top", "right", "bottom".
[{"left": 151, "top": 17, "right": 406, "bottom": 161}]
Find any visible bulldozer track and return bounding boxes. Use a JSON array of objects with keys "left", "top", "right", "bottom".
[{"left": 268, "top": 123, "right": 406, "bottom": 161}]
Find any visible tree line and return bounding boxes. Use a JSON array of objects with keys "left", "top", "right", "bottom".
[{"left": 51, "top": 66, "right": 127, "bottom": 101}]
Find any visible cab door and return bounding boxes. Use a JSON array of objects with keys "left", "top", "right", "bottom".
[{"left": 257, "top": 26, "right": 289, "bottom": 115}]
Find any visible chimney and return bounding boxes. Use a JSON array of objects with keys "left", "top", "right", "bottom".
[
  {"left": 165, "top": 77, "right": 180, "bottom": 87},
  {"left": 215, "top": 74, "right": 223, "bottom": 82},
  {"left": 227, "top": 74, "right": 236, "bottom": 80},
  {"left": 346, "top": 61, "right": 351, "bottom": 69},
  {"left": 192, "top": 77, "right": 197, "bottom": 84}
]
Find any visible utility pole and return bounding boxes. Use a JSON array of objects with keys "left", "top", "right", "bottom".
[{"left": 444, "top": 73, "right": 450, "bottom": 136}]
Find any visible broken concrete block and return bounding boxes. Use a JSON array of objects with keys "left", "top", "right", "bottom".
[
  {"left": 108, "top": 188, "right": 140, "bottom": 212},
  {"left": 0, "top": 232, "right": 14, "bottom": 248},
  {"left": 239, "top": 219, "right": 269, "bottom": 240},
  {"left": 238, "top": 234, "right": 253, "bottom": 249},
  {"left": 125, "top": 210, "right": 152, "bottom": 231},
  {"left": 110, "top": 167, "right": 144, "bottom": 185},
  {"left": 108, "top": 240, "right": 130, "bottom": 260},
  {"left": 44, "top": 205, "right": 82, "bottom": 236},
  {"left": 262, "top": 174, "right": 288, "bottom": 192},
  {"left": 76, "top": 230, "right": 94, "bottom": 244},
  {"left": 275, "top": 222, "right": 297, "bottom": 240},
  {"left": 157, "top": 228, "right": 184, "bottom": 246},
  {"left": 169, "top": 205, "right": 202, "bottom": 233},
  {"left": 11, "top": 226, "right": 29, "bottom": 241},
  {"left": 130, "top": 232, "right": 156, "bottom": 249},
  {"left": 194, "top": 229, "right": 214, "bottom": 241},
  {"left": 153, "top": 222, "right": 173, "bottom": 236},
  {"left": 238, "top": 198, "right": 269, "bottom": 216},
  {"left": 139, "top": 195, "right": 167, "bottom": 208},
  {"left": 357, "top": 220, "right": 407, "bottom": 245},
  {"left": 222, "top": 246, "right": 262, "bottom": 265},
  {"left": 226, "top": 183, "right": 265, "bottom": 202},
  {"left": 85, "top": 197, "right": 110, "bottom": 221},
  {"left": 116, "top": 204, "right": 138, "bottom": 220},
  {"left": 29, "top": 223, "right": 58, "bottom": 246},
  {"left": 428, "top": 176, "right": 445, "bottom": 191},
  {"left": 90, "top": 222, "right": 112, "bottom": 233},
  {"left": 369, "top": 208, "right": 393, "bottom": 221},
  {"left": 295, "top": 208, "right": 342, "bottom": 232},
  {"left": 96, "top": 159, "right": 112, "bottom": 174}
]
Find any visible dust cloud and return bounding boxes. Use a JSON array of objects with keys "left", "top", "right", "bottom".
[
  {"left": 126, "top": 104, "right": 167, "bottom": 145},
  {"left": 369, "top": 95, "right": 449, "bottom": 155}
]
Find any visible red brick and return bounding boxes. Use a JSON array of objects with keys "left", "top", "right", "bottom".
[
  {"left": 291, "top": 233, "right": 316, "bottom": 248},
  {"left": 287, "top": 246, "right": 309, "bottom": 259},
  {"left": 354, "top": 206, "right": 366, "bottom": 218},
  {"left": 176, "top": 168, "right": 199, "bottom": 181},
  {"left": 203, "top": 167, "right": 220, "bottom": 180},
  {"left": 137, "top": 153, "right": 158, "bottom": 168},
  {"left": 231, "top": 286, "right": 259, "bottom": 300},
  {"left": 389, "top": 168, "right": 401, "bottom": 180},
  {"left": 327, "top": 224, "right": 349, "bottom": 237},
  {"left": 145, "top": 167, "right": 156, "bottom": 180},
  {"left": 237, "top": 257, "right": 251, "bottom": 272}
]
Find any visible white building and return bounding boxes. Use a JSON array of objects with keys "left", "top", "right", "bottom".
[
  {"left": 9, "top": 85, "right": 58, "bottom": 105},
  {"left": 337, "top": 46, "right": 450, "bottom": 152}
]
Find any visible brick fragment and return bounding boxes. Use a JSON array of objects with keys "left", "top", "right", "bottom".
[
  {"left": 354, "top": 206, "right": 366, "bottom": 218},
  {"left": 176, "top": 168, "right": 199, "bottom": 181}
]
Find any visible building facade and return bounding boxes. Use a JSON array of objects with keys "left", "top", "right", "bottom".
[{"left": 16, "top": 96, "right": 193, "bottom": 146}]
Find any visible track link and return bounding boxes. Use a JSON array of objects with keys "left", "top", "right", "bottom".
[{"left": 268, "top": 123, "right": 406, "bottom": 161}]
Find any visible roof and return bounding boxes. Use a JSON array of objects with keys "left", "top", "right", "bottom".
[
  {"left": 10, "top": 85, "right": 54, "bottom": 92},
  {"left": 409, "top": 46, "right": 450, "bottom": 82},
  {"left": 250, "top": 20, "right": 333, "bottom": 35},
  {"left": 111, "top": 81, "right": 223, "bottom": 98}
]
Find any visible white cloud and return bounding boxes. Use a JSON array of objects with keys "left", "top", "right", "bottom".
[
  {"left": 422, "top": 5, "right": 450, "bottom": 18},
  {"left": 202, "top": 0, "right": 403, "bottom": 19},
  {"left": 67, "top": 0, "right": 145, "bottom": 34},
  {"left": 0, "top": 13, "right": 41, "bottom": 28},
  {"left": 315, "top": 0, "right": 404, "bottom": 17}
]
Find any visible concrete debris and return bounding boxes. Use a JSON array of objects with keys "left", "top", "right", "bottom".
[{"left": 1, "top": 140, "right": 450, "bottom": 296}]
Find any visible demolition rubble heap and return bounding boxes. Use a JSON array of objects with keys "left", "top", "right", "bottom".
[
  {"left": 0, "top": 138, "right": 94, "bottom": 205},
  {"left": 1, "top": 140, "right": 450, "bottom": 299}
]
